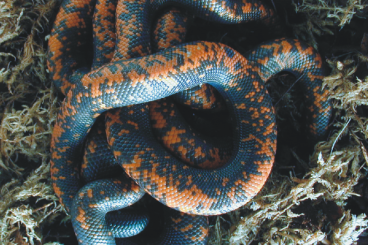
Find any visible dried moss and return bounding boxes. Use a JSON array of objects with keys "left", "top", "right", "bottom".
[
  {"left": 0, "top": 0, "right": 61, "bottom": 244},
  {"left": 227, "top": 146, "right": 366, "bottom": 244},
  {"left": 1, "top": 0, "right": 368, "bottom": 244},
  {"left": 0, "top": 162, "right": 64, "bottom": 244},
  {"left": 291, "top": 0, "right": 367, "bottom": 49}
]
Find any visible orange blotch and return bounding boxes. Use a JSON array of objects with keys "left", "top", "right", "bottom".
[{"left": 75, "top": 207, "right": 90, "bottom": 230}]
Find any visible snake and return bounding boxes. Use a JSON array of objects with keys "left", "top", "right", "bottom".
[{"left": 47, "top": 0, "right": 331, "bottom": 244}]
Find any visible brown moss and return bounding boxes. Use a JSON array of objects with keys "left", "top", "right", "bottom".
[
  {"left": 0, "top": 0, "right": 62, "bottom": 244},
  {"left": 1, "top": 0, "right": 368, "bottom": 244},
  {"left": 291, "top": 0, "right": 367, "bottom": 49}
]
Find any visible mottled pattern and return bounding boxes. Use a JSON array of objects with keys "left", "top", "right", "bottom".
[
  {"left": 71, "top": 177, "right": 146, "bottom": 244},
  {"left": 47, "top": 0, "right": 275, "bottom": 94},
  {"left": 48, "top": 0, "right": 331, "bottom": 244},
  {"left": 149, "top": 98, "right": 232, "bottom": 169},
  {"left": 82, "top": 117, "right": 121, "bottom": 182}
]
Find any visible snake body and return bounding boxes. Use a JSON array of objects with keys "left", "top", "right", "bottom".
[{"left": 48, "top": 0, "right": 331, "bottom": 244}]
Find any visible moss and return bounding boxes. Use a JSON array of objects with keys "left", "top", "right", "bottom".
[
  {"left": 291, "top": 0, "right": 367, "bottom": 49},
  {"left": 1, "top": 0, "right": 368, "bottom": 244},
  {"left": 0, "top": 0, "right": 61, "bottom": 244}
]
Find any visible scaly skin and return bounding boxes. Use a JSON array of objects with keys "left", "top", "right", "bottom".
[{"left": 47, "top": 0, "right": 331, "bottom": 244}]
